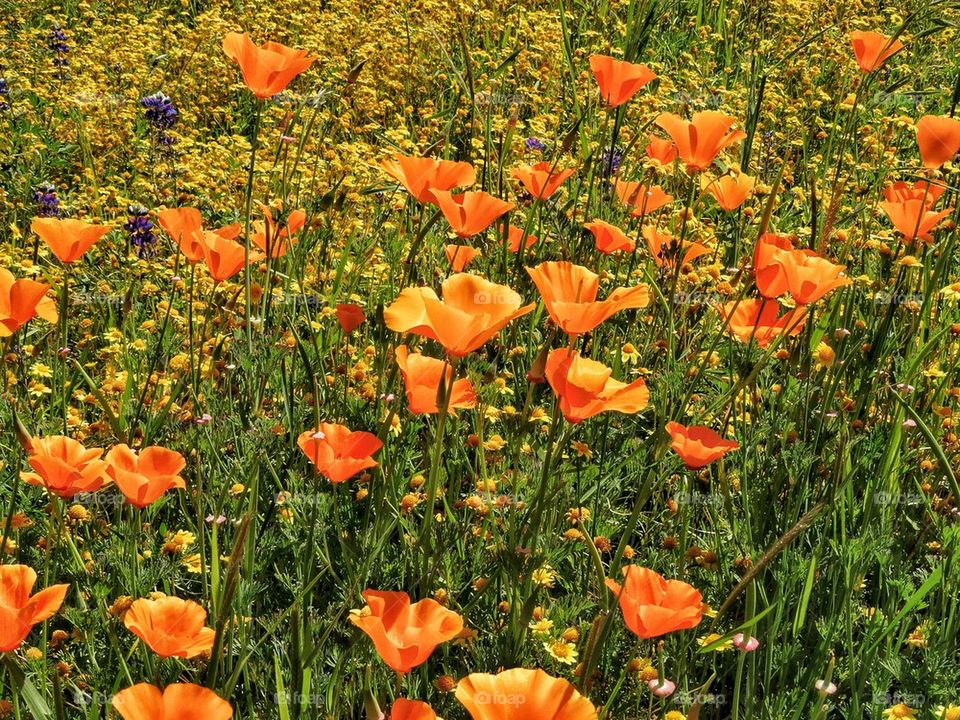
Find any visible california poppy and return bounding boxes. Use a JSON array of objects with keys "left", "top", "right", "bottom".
[
  {"left": 0, "top": 564, "right": 69, "bottom": 652},
  {"left": 605, "top": 565, "right": 703, "bottom": 638},
  {"left": 753, "top": 232, "right": 795, "bottom": 277},
  {"left": 456, "top": 668, "right": 598, "bottom": 720},
  {"left": 916, "top": 115, "right": 960, "bottom": 169},
  {"left": 755, "top": 245, "right": 851, "bottom": 304},
  {"left": 879, "top": 182, "right": 953, "bottom": 242},
  {"left": 0, "top": 268, "right": 58, "bottom": 336},
  {"left": 21, "top": 435, "right": 109, "bottom": 498},
  {"left": 297, "top": 423, "right": 382, "bottom": 483},
  {"left": 252, "top": 202, "right": 306, "bottom": 258},
  {"left": 719, "top": 298, "right": 807, "bottom": 347},
  {"left": 654, "top": 111, "right": 746, "bottom": 173},
  {"left": 156, "top": 207, "right": 240, "bottom": 263},
  {"left": 511, "top": 162, "right": 575, "bottom": 200},
  {"left": 642, "top": 225, "right": 711, "bottom": 268},
  {"left": 336, "top": 303, "right": 365, "bottom": 333},
  {"left": 112, "top": 683, "right": 233, "bottom": 720},
  {"left": 391, "top": 698, "right": 437, "bottom": 720},
  {"left": 381, "top": 155, "right": 476, "bottom": 203},
  {"left": 703, "top": 172, "right": 755, "bottom": 211},
  {"left": 584, "top": 219, "right": 635, "bottom": 254},
  {"left": 507, "top": 225, "right": 537, "bottom": 253},
  {"left": 445, "top": 244, "right": 481, "bottom": 271},
  {"left": 199, "top": 231, "right": 262, "bottom": 282},
  {"left": 31, "top": 217, "right": 111, "bottom": 264},
  {"left": 665, "top": 421, "right": 739, "bottom": 468},
  {"left": 349, "top": 590, "right": 463, "bottom": 673},
  {"left": 588, "top": 54, "right": 656, "bottom": 108},
  {"left": 395, "top": 345, "right": 476, "bottom": 415},
  {"left": 545, "top": 348, "right": 649, "bottom": 423},
  {"left": 384, "top": 273, "right": 534, "bottom": 357},
  {"left": 222, "top": 32, "right": 315, "bottom": 99},
  {"left": 105, "top": 444, "right": 186, "bottom": 509},
  {"left": 124, "top": 595, "right": 216, "bottom": 659},
  {"left": 430, "top": 190, "right": 514, "bottom": 238},
  {"left": 645, "top": 136, "right": 678, "bottom": 165},
  {"left": 526, "top": 261, "right": 649, "bottom": 335},
  {"left": 614, "top": 181, "right": 673, "bottom": 217},
  {"left": 849, "top": 30, "right": 903, "bottom": 73}
]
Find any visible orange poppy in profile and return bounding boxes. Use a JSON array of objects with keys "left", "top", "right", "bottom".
[
  {"left": 0, "top": 564, "right": 69, "bottom": 652},
  {"left": 545, "top": 348, "right": 649, "bottom": 423},
  {"left": 654, "top": 111, "right": 746, "bottom": 172},
  {"left": 703, "top": 172, "right": 755, "bottom": 211},
  {"left": 430, "top": 190, "right": 514, "bottom": 238},
  {"left": 31, "top": 217, "right": 111, "bottom": 264},
  {"left": 156, "top": 207, "right": 240, "bottom": 263},
  {"left": 605, "top": 565, "right": 703, "bottom": 638},
  {"left": 588, "top": 54, "right": 656, "bottom": 108},
  {"left": 849, "top": 30, "right": 903, "bottom": 73},
  {"left": 511, "top": 162, "right": 576, "bottom": 200},
  {"left": 21, "top": 435, "right": 109, "bottom": 498},
  {"left": 112, "top": 683, "right": 233, "bottom": 720},
  {"left": 222, "top": 32, "right": 315, "bottom": 99},
  {"left": 349, "top": 590, "right": 463, "bottom": 673},
  {"left": 252, "top": 203, "right": 306, "bottom": 258},
  {"left": 755, "top": 246, "right": 851, "bottom": 304},
  {"left": 507, "top": 225, "right": 537, "bottom": 253},
  {"left": 391, "top": 698, "right": 437, "bottom": 720},
  {"left": 665, "top": 421, "right": 739, "bottom": 468},
  {"left": 395, "top": 345, "right": 476, "bottom": 415},
  {"left": 584, "top": 219, "right": 635, "bottom": 254},
  {"left": 916, "top": 115, "right": 960, "bottom": 169},
  {"left": 753, "top": 232, "right": 795, "bottom": 278},
  {"left": 445, "top": 244, "right": 481, "bottom": 272},
  {"left": 645, "top": 136, "right": 679, "bottom": 165},
  {"left": 719, "top": 298, "right": 807, "bottom": 348},
  {"left": 642, "top": 225, "right": 711, "bottom": 268},
  {"left": 384, "top": 274, "right": 534, "bottom": 357},
  {"left": 614, "top": 181, "right": 673, "bottom": 218},
  {"left": 105, "top": 444, "right": 187, "bottom": 509},
  {"left": 198, "top": 231, "right": 262, "bottom": 282},
  {"left": 381, "top": 155, "right": 476, "bottom": 203},
  {"left": 0, "top": 268, "right": 58, "bottom": 336},
  {"left": 336, "top": 303, "right": 365, "bottom": 333},
  {"left": 456, "top": 668, "right": 598, "bottom": 720},
  {"left": 123, "top": 596, "right": 216, "bottom": 659},
  {"left": 526, "top": 261, "right": 649, "bottom": 335},
  {"left": 297, "top": 423, "right": 382, "bottom": 483},
  {"left": 879, "top": 181, "right": 953, "bottom": 242}
]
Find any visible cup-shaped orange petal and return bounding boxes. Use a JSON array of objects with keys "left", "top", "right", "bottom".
[
  {"left": 916, "top": 115, "right": 960, "bottom": 169},
  {"left": 642, "top": 225, "right": 711, "bottom": 268},
  {"left": 614, "top": 181, "right": 673, "bottom": 217},
  {"left": 31, "top": 217, "right": 111, "bottom": 263},
  {"left": 764, "top": 248, "right": 852, "bottom": 304},
  {"left": 456, "top": 667, "right": 598, "bottom": 720},
  {"left": 198, "top": 231, "right": 262, "bottom": 282},
  {"left": 654, "top": 111, "right": 746, "bottom": 172},
  {"left": 0, "top": 268, "right": 58, "bottom": 336},
  {"left": 431, "top": 190, "right": 514, "bottom": 238},
  {"left": 545, "top": 348, "right": 649, "bottom": 423},
  {"left": 703, "top": 172, "right": 755, "bottom": 211},
  {"left": 510, "top": 162, "right": 575, "bottom": 200},
  {"left": 849, "top": 30, "right": 904, "bottom": 73},
  {"left": 719, "top": 298, "right": 807, "bottom": 348},
  {"left": 589, "top": 54, "right": 656, "bottom": 108},
  {"left": 106, "top": 444, "right": 186, "bottom": 508},
  {"left": 336, "top": 303, "right": 366, "bottom": 333},
  {"left": 112, "top": 683, "right": 233, "bottom": 720},
  {"left": 444, "top": 244, "right": 482, "bottom": 272},
  {"left": 20, "top": 435, "right": 109, "bottom": 498},
  {"left": 297, "top": 422, "right": 382, "bottom": 483},
  {"left": 605, "top": 565, "right": 703, "bottom": 638},
  {"left": 381, "top": 155, "right": 476, "bottom": 203},
  {"left": 665, "top": 421, "right": 739, "bottom": 468},
  {"left": 222, "top": 32, "right": 315, "bottom": 99},
  {"left": 123, "top": 596, "right": 216, "bottom": 659},
  {"left": 391, "top": 698, "right": 438, "bottom": 720},
  {"left": 507, "top": 225, "right": 538, "bottom": 253},
  {"left": 645, "top": 136, "right": 679, "bottom": 165},
  {"left": 395, "top": 345, "right": 477, "bottom": 415},
  {"left": 0, "top": 564, "right": 69, "bottom": 652},
  {"left": 584, "top": 220, "right": 635, "bottom": 254}
]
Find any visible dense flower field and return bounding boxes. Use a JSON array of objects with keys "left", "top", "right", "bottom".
[{"left": 2, "top": 0, "right": 960, "bottom": 717}]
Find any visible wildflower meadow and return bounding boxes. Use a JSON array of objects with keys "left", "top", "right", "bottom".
[{"left": 2, "top": 0, "right": 960, "bottom": 718}]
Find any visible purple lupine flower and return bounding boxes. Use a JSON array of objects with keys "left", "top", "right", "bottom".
[
  {"left": 525, "top": 137, "right": 546, "bottom": 152},
  {"left": 49, "top": 25, "right": 69, "bottom": 67},
  {"left": 124, "top": 204, "right": 156, "bottom": 258},
  {"left": 33, "top": 184, "right": 61, "bottom": 217},
  {"left": 600, "top": 145, "right": 624, "bottom": 178},
  {"left": 140, "top": 92, "right": 178, "bottom": 146},
  {"left": 0, "top": 78, "right": 9, "bottom": 111}
]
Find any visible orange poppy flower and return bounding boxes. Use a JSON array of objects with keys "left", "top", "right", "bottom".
[
  {"left": 384, "top": 273, "right": 534, "bottom": 357},
  {"left": 381, "top": 155, "right": 476, "bottom": 203},
  {"left": 584, "top": 219, "right": 635, "bottom": 254},
  {"left": 755, "top": 246, "right": 851, "bottom": 304},
  {"left": 605, "top": 565, "right": 703, "bottom": 638},
  {"left": 654, "top": 111, "right": 746, "bottom": 172},
  {"left": 614, "top": 181, "right": 673, "bottom": 218},
  {"left": 31, "top": 217, "right": 111, "bottom": 264},
  {"left": 336, "top": 303, "right": 365, "bottom": 333},
  {"left": 0, "top": 564, "right": 69, "bottom": 652},
  {"left": 198, "top": 231, "right": 262, "bottom": 282},
  {"left": 916, "top": 115, "right": 960, "bottom": 169},
  {"left": 510, "top": 162, "right": 576, "bottom": 200},
  {"left": 456, "top": 668, "right": 598, "bottom": 720},
  {"left": 526, "top": 261, "right": 649, "bottom": 335},
  {"left": 444, "top": 245, "right": 481, "bottom": 272},
  {"left": 391, "top": 698, "right": 437, "bottom": 720},
  {"left": 879, "top": 182, "right": 953, "bottom": 242},
  {"left": 645, "top": 136, "right": 679, "bottom": 165},
  {"left": 21, "top": 435, "right": 109, "bottom": 498},
  {"left": 665, "top": 421, "right": 739, "bottom": 468},
  {"left": 0, "top": 268, "right": 58, "bottom": 337},
  {"left": 112, "top": 683, "right": 233, "bottom": 720},
  {"left": 430, "top": 190, "right": 514, "bottom": 238},
  {"left": 252, "top": 203, "right": 306, "bottom": 258},
  {"left": 507, "top": 225, "right": 538, "bottom": 253},
  {"left": 545, "top": 348, "right": 649, "bottom": 423},
  {"left": 882, "top": 180, "right": 945, "bottom": 206},
  {"left": 156, "top": 207, "right": 240, "bottom": 263},
  {"left": 849, "top": 30, "right": 903, "bottom": 73},
  {"left": 642, "top": 225, "right": 711, "bottom": 268},
  {"left": 703, "top": 172, "right": 755, "bottom": 211},
  {"left": 349, "top": 590, "right": 463, "bottom": 673},
  {"left": 719, "top": 298, "right": 807, "bottom": 348},
  {"left": 588, "top": 54, "right": 656, "bottom": 108},
  {"left": 297, "top": 423, "right": 382, "bottom": 483},
  {"left": 222, "top": 32, "right": 315, "bottom": 99},
  {"left": 395, "top": 345, "right": 477, "bottom": 415},
  {"left": 124, "top": 596, "right": 216, "bottom": 659},
  {"left": 105, "top": 444, "right": 186, "bottom": 509}
]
